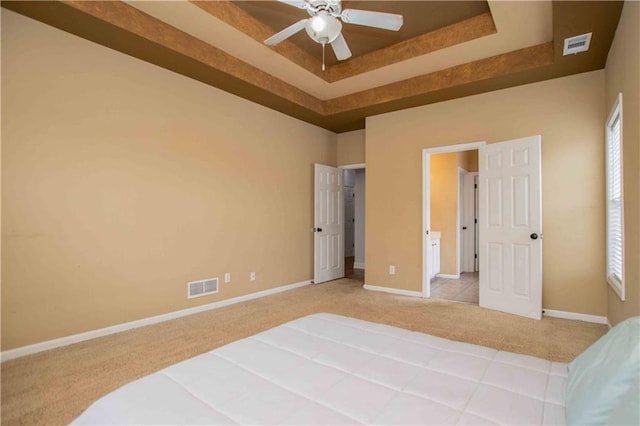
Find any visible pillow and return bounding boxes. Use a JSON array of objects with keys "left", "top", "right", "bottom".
[
  {"left": 607, "top": 378, "right": 640, "bottom": 425},
  {"left": 566, "top": 316, "right": 640, "bottom": 425}
]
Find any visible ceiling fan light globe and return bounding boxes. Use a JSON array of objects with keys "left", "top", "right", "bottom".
[
  {"left": 310, "top": 15, "right": 326, "bottom": 32},
  {"left": 305, "top": 13, "right": 342, "bottom": 44}
]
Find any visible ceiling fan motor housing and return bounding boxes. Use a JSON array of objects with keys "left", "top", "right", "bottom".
[{"left": 306, "top": 0, "right": 342, "bottom": 17}]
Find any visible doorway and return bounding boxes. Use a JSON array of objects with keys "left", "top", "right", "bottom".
[
  {"left": 422, "top": 141, "right": 485, "bottom": 300},
  {"left": 426, "top": 150, "right": 480, "bottom": 304},
  {"left": 341, "top": 166, "right": 365, "bottom": 282}
]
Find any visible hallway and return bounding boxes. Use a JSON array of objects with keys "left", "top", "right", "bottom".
[
  {"left": 345, "top": 256, "right": 364, "bottom": 282},
  {"left": 430, "top": 272, "right": 479, "bottom": 304}
]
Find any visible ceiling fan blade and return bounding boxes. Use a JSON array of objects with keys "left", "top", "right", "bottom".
[
  {"left": 341, "top": 9, "right": 403, "bottom": 31},
  {"left": 277, "top": 0, "right": 309, "bottom": 10},
  {"left": 264, "top": 19, "right": 308, "bottom": 46},
  {"left": 331, "top": 33, "right": 352, "bottom": 61}
]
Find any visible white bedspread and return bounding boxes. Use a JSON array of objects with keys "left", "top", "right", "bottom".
[{"left": 73, "top": 313, "right": 568, "bottom": 425}]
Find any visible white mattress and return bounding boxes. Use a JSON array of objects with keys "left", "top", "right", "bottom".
[{"left": 73, "top": 313, "right": 569, "bottom": 425}]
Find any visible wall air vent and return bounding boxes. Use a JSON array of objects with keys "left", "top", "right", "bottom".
[
  {"left": 187, "top": 277, "right": 218, "bottom": 299},
  {"left": 563, "top": 33, "right": 592, "bottom": 56}
]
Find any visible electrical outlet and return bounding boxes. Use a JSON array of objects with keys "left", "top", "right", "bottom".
[
  {"left": 250, "top": 272, "right": 256, "bottom": 281},
  {"left": 389, "top": 265, "right": 396, "bottom": 275},
  {"left": 224, "top": 273, "right": 231, "bottom": 283}
]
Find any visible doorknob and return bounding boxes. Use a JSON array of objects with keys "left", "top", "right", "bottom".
[
  {"left": 462, "top": 226, "right": 467, "bottom": 230},
  {"left": 530, "top": 233, "right": 539, "bottom": 240},
  {"left": 313, "top": 228, "right": 323, "bottom": 233}
]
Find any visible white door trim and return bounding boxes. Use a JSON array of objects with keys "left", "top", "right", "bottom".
[
  {"left": 460, "top": 170, "right": 478, "bottom": 273},
  {"left": 457, "top": 167, "right": 467, "bottom": 277},
  {"left": 422, "top": 141, "right": 486, "bottom": 298},
  {"left": 338, "top": 163, "right": 366, "bottom": 170}
]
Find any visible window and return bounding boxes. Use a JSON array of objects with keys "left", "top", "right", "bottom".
[{"left": 606, "top": 93, "right": 624, "bottom": 301}]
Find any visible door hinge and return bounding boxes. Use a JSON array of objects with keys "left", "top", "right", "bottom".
[
  {"left": 475, "top": 254, "right": 478, "bottom": 259},
  {"left": 475, "top": 218, "right": 477, "bottom": 223},
  {"left": 474, "top": 183, "right": 477, "bottom": 189}
]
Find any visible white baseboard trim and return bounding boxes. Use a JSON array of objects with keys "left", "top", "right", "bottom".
[
  {"left": 1, "top": 279, "right": 312, "bottom": 362},
  {"left": 436, "top": 273, "right": 460, "bottom": 279},
  {"left": 543, "top": 309, "right": 609, "bottom": 325},
  {"left": 363, "top": 284, "right": 422, "bottom": 298},
  {"left": 353, "top": 262, "right": 365, "bottom": 270}
]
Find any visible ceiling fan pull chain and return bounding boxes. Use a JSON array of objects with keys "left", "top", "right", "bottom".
[{"left": 322, "top": 42, "right": 326, "bottom": 71}]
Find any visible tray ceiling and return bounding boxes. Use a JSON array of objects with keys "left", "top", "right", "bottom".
[{"left": 1, "top": 1, "right": 624, "bottom": 133}]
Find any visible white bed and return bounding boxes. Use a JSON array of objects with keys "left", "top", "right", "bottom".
[
  {"left": 72, "top": 313, "right": 640, "bottom": 425},
  {"left": 73, "top": 313, "right": 572, "bottom": 425}
]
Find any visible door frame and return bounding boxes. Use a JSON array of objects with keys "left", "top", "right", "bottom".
[
  {"left": 338, "top": 163, "right": 366, "bottom": 271},
  {"left": 422, "top": 142, "right": 485, "bottom": 298},
  {"left": 338, "top": 163, "right": 366, "bottom": 170},
  {"left": 457, "top": 167, "right": 466, "bottom": 277},
  {"left": 460, "top": 168, "right": 478, "bottom": 273}
]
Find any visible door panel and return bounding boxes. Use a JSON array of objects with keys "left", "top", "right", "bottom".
[
  {"left": 314, "top": 164, "right": 344, "bottom": 284},
  {"left": 513, "top": 175, "right": 530, "bottom": 226},
  {"left": 487, "top": 243, "right": 503, "bottom": 292},
  {"left": 479, "top": 135, "right": 542, "bottom": 319},
  {"left": 487, "top": 177, "right": 503, "bottom": 226}
]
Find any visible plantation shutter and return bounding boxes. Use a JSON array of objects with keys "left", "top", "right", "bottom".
[{"left": 606, "top": 94, "right": 624, "bottom": 299}]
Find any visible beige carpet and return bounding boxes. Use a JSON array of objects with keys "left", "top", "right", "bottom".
[{"left": 1, "top": 278, "right": 607, "bottom": 425}]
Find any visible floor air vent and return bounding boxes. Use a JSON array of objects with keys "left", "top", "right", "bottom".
[
  {"left": 188, "top": 277, "right": 218, "bottom": 299},
  {"left": 563, "top": 33, "right": 592, "bottom": 56}
]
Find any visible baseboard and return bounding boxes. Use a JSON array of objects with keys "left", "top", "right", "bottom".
[
  {"left": 363, "top": 284, "right": 422, "bottom": 298},
  {"left": 543, "top": 309, "right": 609, "bottom": 325},
  {"left": 353, "top": 262, "right": 365, "bottom": 269},
  {"left": 1, "top": 279, "right": 312, "bottom": 362},
  {"left": 436, "top": 273, "right": 460, "bottom": 279}
]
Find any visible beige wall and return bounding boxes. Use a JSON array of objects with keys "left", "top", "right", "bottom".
[
  {"left": 366, "top": 71, "right": 607, "bottom": 316},
  {"left": 430, "top": 153, "right": 458, "bottom": 275},
  {"left": 337, "top": 129, "right": 365, "bottom": 166},
  {"left": 459, "top": 150, "right": 479, "bottom": 173},
  {"left": 605, "top": 1, "right": 640, "bottom": 325},
  {"left": 1, "top": 11, "right": 336, "bottom": 350}
]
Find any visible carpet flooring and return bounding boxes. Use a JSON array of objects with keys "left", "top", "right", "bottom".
[{"left": 1, "top": 278, "right": 607, "bottom": 425}]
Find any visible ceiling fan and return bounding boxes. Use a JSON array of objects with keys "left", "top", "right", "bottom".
[{"left": 264, "top": 0, "right": 403, "bottom": 70}]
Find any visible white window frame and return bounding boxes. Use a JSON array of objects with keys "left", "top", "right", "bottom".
[{"left": 605, "top": 93, "right": 624, "bottom": 301}]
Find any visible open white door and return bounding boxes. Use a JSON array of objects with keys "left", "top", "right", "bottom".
[
  {"left": 314, "top": 164, "right": 344, "bottom": 284},
  {"left": 479, "top": 136, "right": 542, "bottom": 319}
]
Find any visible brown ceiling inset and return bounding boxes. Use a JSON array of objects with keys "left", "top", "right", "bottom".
[
  {"left": 196, "top": 1, "right": 497, "bottom": 82},
  {"left": 326, "top": 12, "right": 496, "bottom": 82},
  {"left": 232, "top": 1, "right": 490, "bottom": 66}
]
